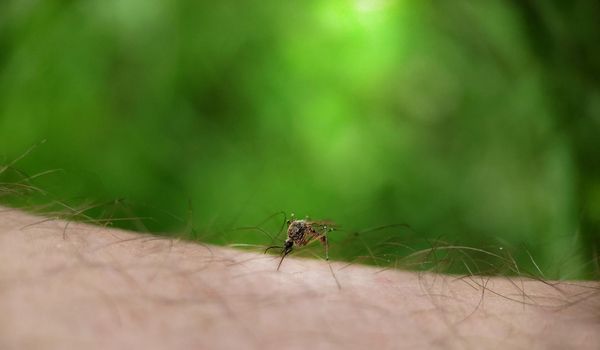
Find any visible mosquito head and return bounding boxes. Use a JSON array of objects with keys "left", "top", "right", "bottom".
[{"left": 283, "top": 239, "right": 293, "bottom": 253}]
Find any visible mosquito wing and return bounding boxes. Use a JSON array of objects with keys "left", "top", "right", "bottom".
[{"left": 308, "top": 220, "right": 339, "bottom": 233}]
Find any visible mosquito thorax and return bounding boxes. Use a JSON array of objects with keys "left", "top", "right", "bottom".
[{"left": 287, "top": 219, "right": 310, "bottom": 242}]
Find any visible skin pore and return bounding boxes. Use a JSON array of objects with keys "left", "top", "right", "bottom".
[{"left": 0, "top": 207, "right": 598, "bottom": 350}]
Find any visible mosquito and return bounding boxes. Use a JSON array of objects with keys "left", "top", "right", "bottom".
[{"left": 264, "top": 214, "right": 335, "bottom": 271}]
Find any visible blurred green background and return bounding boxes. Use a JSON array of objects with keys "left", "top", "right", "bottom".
[{"left": 1, "top": 1, "right": 599, "bottom": 278}]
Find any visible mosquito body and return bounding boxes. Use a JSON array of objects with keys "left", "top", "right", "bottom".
[{"left": 265, "top": 215, "right": 335, "bottom": 271}]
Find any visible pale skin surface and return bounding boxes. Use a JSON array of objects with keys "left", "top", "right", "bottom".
[{"left": 0, "top": 207, "right": 599, "bottom": 350}]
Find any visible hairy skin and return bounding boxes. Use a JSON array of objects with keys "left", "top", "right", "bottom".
[{"left": 0, "top": 208, "right": 598, "bottom": 350}]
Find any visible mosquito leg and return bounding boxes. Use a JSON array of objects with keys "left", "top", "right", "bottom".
[
  {"left": 320, "top": 235, "right": 329, "bottom": 260},
  {"left": 264, "top": 245, "right": 282, "bottom": 254},
  {"left": 328, "top": 261, "right": 342, "bottom": 290},
  {"left": 319, "top": 234, "right": 340, "bottom": 289}
]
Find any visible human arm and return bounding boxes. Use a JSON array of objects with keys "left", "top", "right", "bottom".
[{"left": 0, "top": 207, "right": 598, "bottom": 349}]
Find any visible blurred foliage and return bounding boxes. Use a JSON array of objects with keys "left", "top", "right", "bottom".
[{"left": 1, "top": 0, "right": 599, "bottom": 278}]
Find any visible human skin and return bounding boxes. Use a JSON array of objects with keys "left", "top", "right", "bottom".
[{"left": 0, "top": 207, "right": 598, "bottom": 350}]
